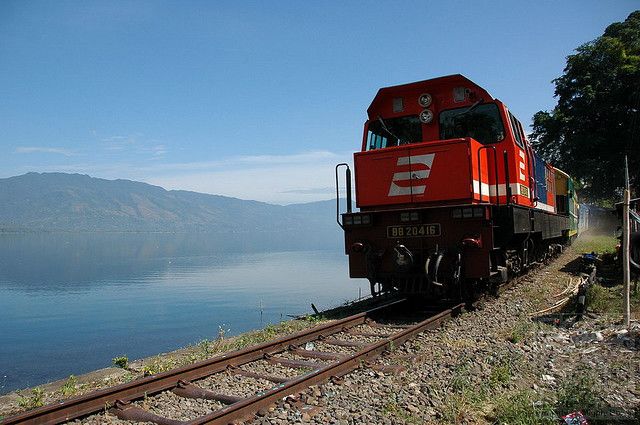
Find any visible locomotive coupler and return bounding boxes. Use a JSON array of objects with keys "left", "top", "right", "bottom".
[{"left": 393, "top": 244, "right": 413, "bottom": 272}]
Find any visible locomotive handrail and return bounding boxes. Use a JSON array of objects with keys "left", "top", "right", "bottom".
[
  {"left": 476, "top": 145, "right": 499, "bottom": 206},
  {"left": 503, "top": 150, "right": 512, "bottom": 205},
  {"left": 525, "top": 142, "right": 536, "bottom": 203},
  {"left": 528, "top": 144, "right": 539, "bottom": 205},
  {"left": 335, "top": 163, "right": 352, "bottom": 229}
]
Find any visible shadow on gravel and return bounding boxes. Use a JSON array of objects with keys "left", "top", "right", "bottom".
[
  {"left": 559, "top": 256, "right": 584, "bottom": 275},
  {"left": 309, "top": 293, "right": 404, "bottom": 320}
]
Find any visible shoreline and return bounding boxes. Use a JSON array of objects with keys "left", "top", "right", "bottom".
[{"left": 0, "top": 294, "right": 384, "bottom": 417}]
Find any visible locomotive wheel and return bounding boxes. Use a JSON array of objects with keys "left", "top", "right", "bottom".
[{"left": 506, "top": 251, "right": 522, "bottom": 276}]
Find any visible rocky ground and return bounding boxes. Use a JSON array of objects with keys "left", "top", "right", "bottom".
[
  {"left": 2, "top": 244, "right": 638, "bottom": 424},
  {"left": 243, "top": 247, "right": 639, "bottom": 424}
]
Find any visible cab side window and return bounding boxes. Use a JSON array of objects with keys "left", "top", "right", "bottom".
[
  {"left": 516, "top": 120, "right": 528, "bottom": 145},
  {"left": 508, "top": 112, "right": 524, "bottom": 148}
]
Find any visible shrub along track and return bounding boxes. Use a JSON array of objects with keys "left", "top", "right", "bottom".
[{"left": 1, "top": 298, "right": 464, "bottom": 425}]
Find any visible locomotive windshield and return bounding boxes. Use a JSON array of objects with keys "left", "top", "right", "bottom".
[
  {"left": 366, "top": 115, "right": 422, "bottom": 150},
  {"left": 439, "top": 103, "right": 505, "bottom": 144}
]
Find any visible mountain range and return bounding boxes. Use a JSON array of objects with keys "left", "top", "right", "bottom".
[{"left": 0, "top": 173, "right": 344, "bottom": 238}]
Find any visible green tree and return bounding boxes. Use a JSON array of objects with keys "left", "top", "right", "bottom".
[{"left": 531, "top": 11, "right": 640, "bottom": 204}]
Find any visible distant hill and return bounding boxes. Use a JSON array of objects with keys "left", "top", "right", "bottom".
[{"left": 0, "top": 173, "right": 344, "bottom": 239}]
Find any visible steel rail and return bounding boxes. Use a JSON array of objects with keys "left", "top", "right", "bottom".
[
  {"left": 112, "top": 303, "right": 464, "bottom": 425},
  {"left": 183, "top": 303, "right": 465, "bottom": 425},
  {"left": 1, "top": 298, "right": 406, "bottom": 425}
]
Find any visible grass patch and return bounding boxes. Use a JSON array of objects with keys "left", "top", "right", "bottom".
[
  {"left": 303, "top": 314, "right": 326, "bottom": 324},
  {"left": 491, "top": 390, "right": 556, "bottom": 424},
  {"left": 141, "top": 356, "right": 178, "bottom": 376},
  {"left": 112, "top": 356, "right": 129, "bottom": 369},
  {"left": 441, "top": 358, "right": 489, "bottom": 423},
  {"left": 197, "top": 338, "right": 214, "bottom": 358},
  {"left": 521, "top": 282, "right": 546, "bottom": 303},
  {"left": 17, "top": 387, "right": 45, "bottom": 410},
  {"left": 506, "top": 319, "right": 535, "bottom": 343},
  {"left": 490, "top": 368, "right": 605, "bottom": 424},
  {"left": 215, "top": 319, "right": 325, "bottom": 353},
  {"left": 555, "top": 369, "right": 605, "bottom": 419},
  {"left": 439, "top": 351, "right": 527, "bottom": 423},
  {"left": 489, "top": 360, "right": 512, "bottom": 389},
  {"left": 135, "top": 319, "right": 327, "bottom": 375},
  {"left": 573, "top": 234, "right": 617, "bottom": 255},
  {"left": 586, "top": 283, "right": 640, "bottom": 315},
  {"left": 441, "top": 392, "right": 478, "bottom": 424},
  {"left": 59, "top": 375, "right": 78, "bottom": 397}
]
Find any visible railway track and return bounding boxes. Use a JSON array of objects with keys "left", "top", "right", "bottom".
[{"left": 2, "top": 298, "right": 463, "bottom": 425}]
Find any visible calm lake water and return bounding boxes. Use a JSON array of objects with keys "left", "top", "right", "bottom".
[{"left": 0, "top": 232, "right": 366, "bottom": 394}]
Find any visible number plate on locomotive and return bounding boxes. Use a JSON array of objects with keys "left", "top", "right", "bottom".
[{"left": 386, "top": 223, "right": 441, "bottom": 238}]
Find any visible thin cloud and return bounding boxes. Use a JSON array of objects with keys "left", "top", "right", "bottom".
[
  {"left": 151, "top": 145, "right": 167, "bottom": 156},
  {"left": 137, "top": 150, "right": 343, "bottom": 173},
  {"left": 237, "top": 151, "right": 339, "bottom": 164},
  {"left": 14, "top": 147, "right": 75, "bottom": 156},
  {"left": 100, "top": 135, "right": 137, "bottom": 151},
  {"left": 99, "top": 134, "right": 167, "bottom": 159},
  {"left": 147, "top": 151, "right": 352, "bottom": 204},
  {"left": 280, "top": 187, "right": 335, "bottom": 195}
]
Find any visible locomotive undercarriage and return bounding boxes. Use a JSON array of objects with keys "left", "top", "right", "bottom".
[
  {"left": 366, "top": 236, "right": 566, "bottom": 301},
  {"left": 344, "top": 204, "right": 571, "bottom": 301}
]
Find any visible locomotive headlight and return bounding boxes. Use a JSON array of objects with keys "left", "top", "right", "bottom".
[
  {"left": 418, "top": 93, "right": 432, "bottom": 107},
  {"left": 419, "top": 109, "right": 434, "bottom": 124},
  {"left": 400, "top": 212, "right": 420, "bottom": 222},
  {"left": 452, "top": 208, "right": 485, "bottom": 219},
  {"left": 351, "top": 242, "right": 365, "bottom": 253},
  {"left": 343, "top": 214, "right": 371, "bottom": 226}
]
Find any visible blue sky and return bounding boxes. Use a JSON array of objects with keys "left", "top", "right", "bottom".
[{"left": 1, "top": 1, "right": 637, "bottom": 204}]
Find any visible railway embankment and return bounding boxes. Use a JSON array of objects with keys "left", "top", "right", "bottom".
[
  {"left": 245, "top": 245, "right": 639, "bottom": 424},
  {"left": 1, "top": 240, "right": 638, "bottom": 424}
]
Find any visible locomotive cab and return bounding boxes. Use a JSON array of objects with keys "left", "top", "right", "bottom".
[{"left": 339, "top": 75, "right": 571, "bottom": 299}]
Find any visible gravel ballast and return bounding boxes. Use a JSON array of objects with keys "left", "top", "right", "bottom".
[{"left": 243, "top": 248, "right": 639, "bottom": 424}]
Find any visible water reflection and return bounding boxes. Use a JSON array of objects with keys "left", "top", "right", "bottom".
[
  {"left": 0, "top": 232, "right": 343, "bottom": 292},
  {"left": 0, "top": 232, "right": 365, "bottom": 394}
]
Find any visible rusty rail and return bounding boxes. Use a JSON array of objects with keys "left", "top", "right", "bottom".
[
  {"left": 1, "top": 298, "right": 407, "bottom": 425},
  {"left": 184, "top": 303, "right": 464, "bottom": 425}
]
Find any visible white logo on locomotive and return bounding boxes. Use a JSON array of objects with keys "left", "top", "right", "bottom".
[{"left": 388, "top": 153, "right": 435, "bottom": 196}]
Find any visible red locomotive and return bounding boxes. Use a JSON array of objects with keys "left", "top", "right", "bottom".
[{"left": 336, "top": 75, "right": 576, "bottom": 299}]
